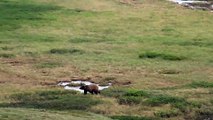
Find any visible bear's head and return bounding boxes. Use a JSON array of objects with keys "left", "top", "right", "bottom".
[{"left": 79, "top": 85, "right": 86, "bottom": 90}]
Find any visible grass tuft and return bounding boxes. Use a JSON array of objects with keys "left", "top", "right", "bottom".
[
  {"left": 1, "top": 46, "right": 14, "bottom": 51},
  {"left": 0, "top": 53, "right": 15, "bottom": 58},
  {"left": 139, "top": 52, "right": 186, "bottom": 61},
  {"left": 154, "top": 109, "right": 180, "bottom": 118},
  {"left": 124, "top": 90, "right": 150, "bottom": 97},
  {"left": 36, "top": 62, "right": 62, "bottom": 68},
  {"left": 49, "top": 48, "right": 84, "bottom": 54},
  {"left": 101, "top": 88, "right": 127, "bottom": 98},
  {"left": 145, "top": 95, "right": 187, "bottom": 106},
  {"left": 118, "top": 96, "right": 142, "bottom": 105},
  {"left": 111, "top": 115, "right": 157, "bottom": 120},
  {"left": 187, "top": 81, "right": 213, "bottom": 88},
  {"left": 158, "top": 69, "right": 180, "bottom": 74}
]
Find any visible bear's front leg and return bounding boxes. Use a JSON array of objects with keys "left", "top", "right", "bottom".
[{"left": 84, "top": 90, "right": 87, "bottom": 95}]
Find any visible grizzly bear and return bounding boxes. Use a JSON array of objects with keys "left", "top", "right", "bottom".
[{"left": 79, "top": 84, "right": 100, "bottom": 95}]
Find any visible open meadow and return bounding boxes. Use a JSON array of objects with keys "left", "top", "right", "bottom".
[{"left": 0, "top": 0, "right": 213, "bottom": 119}]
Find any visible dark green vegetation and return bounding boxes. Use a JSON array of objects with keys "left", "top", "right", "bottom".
[
  {"left": 102, "top": 89, "right": 197, "bottom": 112},
  {"left": 0, "top": 108, "right": 110, "bottom": 120},
  {"left": 0, "top": 0, "right": 60, "bottom": 31},
  {"left": 0, "top": 53, "right": 15, "bottom": 58},
  {"left": 36, "top": 61, "right": 62, "bottom": 68},
  {"left": 49, "top": 48, "right": 84, "bottom": 55},
  {"left": 187, "top": 81, "right": 213, "bottom": 88},
  {"left": 111, "top": 115, "right": 156, "bottom": 120},
  {"left": 0, "top": 0, "right": 213, "bottom": 119},
  {"left": 154, "top": 109, "right": 180, "bottom": 118},
  {"left": 139, "top": 52, "right": 186, "bottom": 61},
  {"left": 1, "top": 90, "right": 101, "bottom": 110}
]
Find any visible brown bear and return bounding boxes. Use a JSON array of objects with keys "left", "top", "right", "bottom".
[{"left": 79, "top": 84, "right": 100, "bottom": 95}]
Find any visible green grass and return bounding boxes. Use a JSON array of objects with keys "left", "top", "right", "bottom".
[
  {"left": 124, "top": 90, "right": 151, "bottom": 97},
  {"left": 145, "top": 95, "right": 188, "bottom": 107},
  {"left": 187, "top": 81, "right": 213, "bottom": 88},
  {"left": 0, "top": 108, "right": 111, "bottom": 120},
  {"left": 1, "top": 90, "right": 101, "bottom": 110},
  {"left": 154, "top": 109, "right": 180, "bottom": 118},
  {"left": 0, "top": 0, "right": 60, "bottom": 31}
]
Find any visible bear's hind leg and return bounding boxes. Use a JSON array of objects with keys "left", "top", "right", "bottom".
[
  {"left": 94, "top": 91, "right": 98, "bottom": 95},
  {"left": 89, "top": 91, "right": 94, "bottom": 94}
]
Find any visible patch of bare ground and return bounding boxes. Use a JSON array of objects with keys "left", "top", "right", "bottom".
[{"left": 0, "top": 58, "right": 53, "bottom": 86}]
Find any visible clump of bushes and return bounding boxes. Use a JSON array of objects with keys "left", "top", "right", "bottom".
[{"left": 139, "top": 52, "right": 186, "bottom": 61}]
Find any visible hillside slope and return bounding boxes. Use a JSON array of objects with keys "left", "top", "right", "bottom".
[{"left": 0, "top": 0, "right": 213, "bottom": 119}]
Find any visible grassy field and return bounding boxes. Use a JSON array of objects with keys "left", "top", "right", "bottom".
[{"left": 0, "top": 0, "right": 213, "bottom": 119}]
